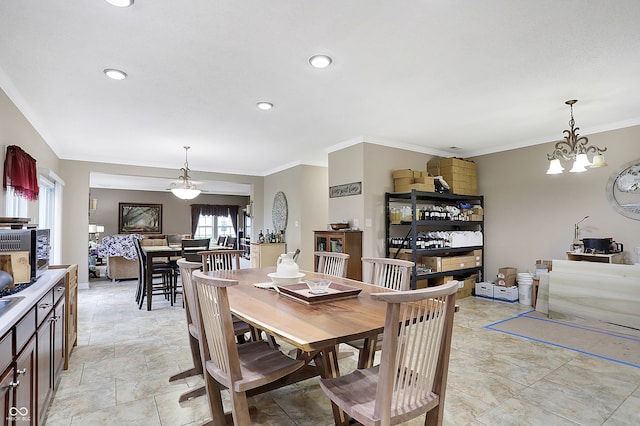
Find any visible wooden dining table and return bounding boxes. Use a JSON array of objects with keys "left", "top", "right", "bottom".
[
  {"left": 141, "top": 245, "right": 183, "bottom": 311},
  {"left": 204, "top": 266, "right": 393, "bottom": 425}
]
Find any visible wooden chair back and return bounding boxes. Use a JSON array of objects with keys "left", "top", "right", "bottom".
[
  {"left": 177, "top": 259, "right": 203, "bottom": 334},
  {"left": 200, "top": 250, "right": 244, "bottom": 272},
  {"left": 191, "top": 272, "right": 242, "bottom": 389},
  {"left": 216, "top": 235, "right": 227, "bottom": 247},
  {"left": 362, "top": 257, "right": 414, "bottom": 291},
  {"left": 191, "top": 270, "right": 305, "bottom": 424},
  {"left": 315, "top": 251, "right": 350, "bottom": 278},
  {"left": 182, "top": 238, "right": 211, "bottom": 262},
  {"left": 320, "top": 280, "right": 459, "bottom": 426}
]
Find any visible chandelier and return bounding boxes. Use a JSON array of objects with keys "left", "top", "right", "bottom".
[
  {"left": 170, "top": 146, "right": 201, "bottom": 200},
  {"left": 546, "top": 99, "right": 608, "bottom": 174}
]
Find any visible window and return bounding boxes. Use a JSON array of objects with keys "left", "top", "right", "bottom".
[
  {"left": 38, "top": 170, "right": 64, "bottom": 264},
  {"left": 193, "top": 215, "right": 214, "bottom": 239},
  {"left": 4, "top": 186, "right": 28, "bottom": 217},
  {"left": 194, "top": 214, "right": 236, "bottom": 240},
  {"left": 217, "top": 215, "right": 236, "bottom": 238}
]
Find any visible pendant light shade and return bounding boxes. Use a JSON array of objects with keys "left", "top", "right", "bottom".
[
  {"left": 170, "top": 146, "right": 201, "bottom": 200},
  {"left": 546, "top": 100, "right": 608, "bottom": 174}
]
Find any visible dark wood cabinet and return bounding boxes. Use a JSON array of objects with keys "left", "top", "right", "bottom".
[
  {"left": 313, "top": 230, "right": 363, "bottom": 280},
  {"left": 0, "top": 270, "right": 68, "bottom": 425},
  {"left": 14, "top": 336, "right": 36, "bottom": 425}
]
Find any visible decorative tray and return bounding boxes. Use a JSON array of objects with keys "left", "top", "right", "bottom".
[{"left": 276, "top": 282, "right": 362, "bottom": 304}]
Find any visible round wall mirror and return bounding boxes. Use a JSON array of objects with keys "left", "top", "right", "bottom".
[
  {"left": 606, "top": 159, "right": 640, "bottom": 220},
  {"left": 272, "top": 191, "right": 288, "bottom": 231}
]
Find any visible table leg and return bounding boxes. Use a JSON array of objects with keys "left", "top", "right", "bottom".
[
  {"left": 358, "top": 334, "right": 379, "bottom": 369},
  {"left": 314, "top": 346, "right": 350, "bottom": 426},
  {"left": 146, "top": 255, "right": 153, "bottom": 311}
]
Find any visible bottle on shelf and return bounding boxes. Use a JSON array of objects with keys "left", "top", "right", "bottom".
[{"left": 258, "top": 230, "right": 265, "bottom": 243}]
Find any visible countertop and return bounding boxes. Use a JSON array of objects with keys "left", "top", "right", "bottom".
[{"left": 0, "top": 269, "right": 66, "bottom": 337}]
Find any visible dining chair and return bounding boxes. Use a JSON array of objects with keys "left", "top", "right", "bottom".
[
  {"left": 172, "top": 238, "right": 211, "bottom": 302},
  {"left": 319, "top": 279, "right": 459, "bottom": 426},
  {"left": 225, "top": 236, "right": 237, "bottom": 249},
  {"left": 315, "top": 251, "right": 350, "bottom": 278},
  {"left": 201, "top": 249, "right": 244, "bottom": 272},
  {"left": 199, "top": 249, "right": 255, "bottom": 343},
  {"left": 191, "top": 270, "right": 306, "bottom": 425},
  {"left": 169, "top": 259, "right": 208, "bottom": 402},
  {"left": 347, "top": 257, "right": 414, "bottom": 368},
  {"left": 134, "top": 237, "right": 175, "bottom": 309},
  {"left": 181, "top": 238, "right": 211, "bottom": 262},
  {"left": 216, "top": 235, "right": 227, "bottom": 247}
]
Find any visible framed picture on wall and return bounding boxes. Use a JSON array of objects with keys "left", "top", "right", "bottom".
[{"left": 118, "top": 203, "right": 162, "bottom": 234}]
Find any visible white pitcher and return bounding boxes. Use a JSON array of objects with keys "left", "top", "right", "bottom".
[{"left": 276, "top": 252, "right": 300, "bottom": 277}]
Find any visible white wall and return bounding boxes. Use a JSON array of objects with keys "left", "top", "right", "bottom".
[
  {"left": 329, "top": 142, "right": 435, "bottom": 258},
  {"left": 0, "top": 88, "right": 60, "bottom": 222},
  {"left": 472, "top": 125, "right": 640, "bottom": 279},
  {"left": 263, "top": 164, "right": 328, "bottom": 271},
  {"left": 59, "top": 160, "right": 264, "bottom": 284},
  {"left": 89, "top": 188, "right": 249, "bottom": 238}
]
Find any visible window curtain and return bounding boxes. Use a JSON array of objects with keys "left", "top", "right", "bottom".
[
  {"left": 190, "top": 204, "right": 239, "bottom": 236},
  {"left": 3, "top": 145, "right": 39, "bottom": 201}
]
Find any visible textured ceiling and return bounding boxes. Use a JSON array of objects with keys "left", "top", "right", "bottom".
[{"left": 1, "top": 1, "right": 640, "bottom": 188}]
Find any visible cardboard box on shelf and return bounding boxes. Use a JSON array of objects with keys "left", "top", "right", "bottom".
[
  {"left": 395, "top": 183, "right": 435, "bottom": 193},
  {"left": 428, "top": 275, "right": 454, "bottom": 286},
  {"left": 392, "top": 169, "right": 414, "bottom": 179},
  {"left": 394, "top": 177, "right": 413, "bottom": 186},
  {"left": 494, "top": 285, "right": 518, "bottom": 302},
  {"left": 456, "top": 274, "right": 477, "bottom": 299},
  {"left": 413, "top": 176, "right": 433, "bottom": 184},
  {"left": 422, "top": 255, "right": 481, "bottom": 273},
  {"left": 427, "top": 158, "right": 478, "bottom": 195},
  {"left": 475, "top": 282, "right": 494, "bottom": 299}
]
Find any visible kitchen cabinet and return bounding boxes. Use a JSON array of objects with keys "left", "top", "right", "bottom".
[
  {"left": 36, "top": 278, "right": 65, "bottom": 424},
  {"left": 49, "top": 264, "right": 77, "bottom": 370},
  {"left": 385, "top": 190, "right": 484, "bottom": 289},
  {"left": 0, "top": 270, "right": 66, "bottom": 425},
  {"left": 250, "top": 243, "right": 286, "bottom": 268},
  {"left": 313, "top": 230, "right": 362, "bottom": 280}
]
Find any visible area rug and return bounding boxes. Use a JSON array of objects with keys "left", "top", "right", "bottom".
[{"left": 485, "top": 311, "right": 640, "bottom": 368}]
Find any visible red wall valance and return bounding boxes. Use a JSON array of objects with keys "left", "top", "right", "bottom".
[{"left": 3, "top": 145, "right": 39, "bottom": 201}]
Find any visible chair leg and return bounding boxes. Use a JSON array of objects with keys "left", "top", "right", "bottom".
[
  {"left": 178, "top": 385, "right": 207, "bottom": 402},
  {"left": 229, "top": 391, "right": 252, "bottom": 425}
]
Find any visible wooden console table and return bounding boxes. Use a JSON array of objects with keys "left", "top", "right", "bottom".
[{"left": 566, "top": 252, "right": 624, "bottom": 264}]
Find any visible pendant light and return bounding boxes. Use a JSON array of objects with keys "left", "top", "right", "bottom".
[
  {"left": 546, "top": 99, "right": 608, "bottom": 174},
  {"left": 170, "top": 146, "right": 201, "bottom": 200}
]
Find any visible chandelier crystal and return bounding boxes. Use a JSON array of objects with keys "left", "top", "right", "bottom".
[
  {"left": 170, "top": 146, "right": 201, "bottom": 200},
  {"left": 546, "top": 99, "right": 607, "bottom": 174}
]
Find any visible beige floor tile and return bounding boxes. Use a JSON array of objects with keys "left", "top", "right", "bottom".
[{"left": 44, "top": 281, "right": 640, "bottom": 425}]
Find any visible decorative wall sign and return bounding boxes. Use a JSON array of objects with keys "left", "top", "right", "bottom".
[
  {"left": 606, "top": 159, "right": 640, "bottom": 220},
  {"left": 119, "top": 203, "right": 163, "bottom": 233},
  {"left": 329, "top": 182, "right": 362, "bottom": 198},
  {"left": 272, "top": 191, "right": 288, "bottom": 231}
]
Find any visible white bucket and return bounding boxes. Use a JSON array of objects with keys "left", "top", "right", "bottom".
[{"left": 518, "top": 283, "right": 532, "bottom": 306}]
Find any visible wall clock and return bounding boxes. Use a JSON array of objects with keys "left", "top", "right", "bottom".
[
  {"left": 606, "top": 159, "right": 640, "bottom": 220},
  {"left": 272, "top": 191, "right": 288, "bottom": 231}
]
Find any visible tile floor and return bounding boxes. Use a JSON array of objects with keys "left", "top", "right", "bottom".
[{"left": 44, "top": 278, "right": 640, "bottom": 426}]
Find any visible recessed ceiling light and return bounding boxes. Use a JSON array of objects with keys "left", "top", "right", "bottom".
[
  {"left": 256, "top": 102, "right": 274, "bottom": 110},
  {"left": 105, "top": 0, "right": 134, "bottom": 7},
  {"left": 309, "top": 55, "right": 332, "bottom": 69},
  {"left": 103, "top": 68, "right": 127, "bottom": 80}
]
